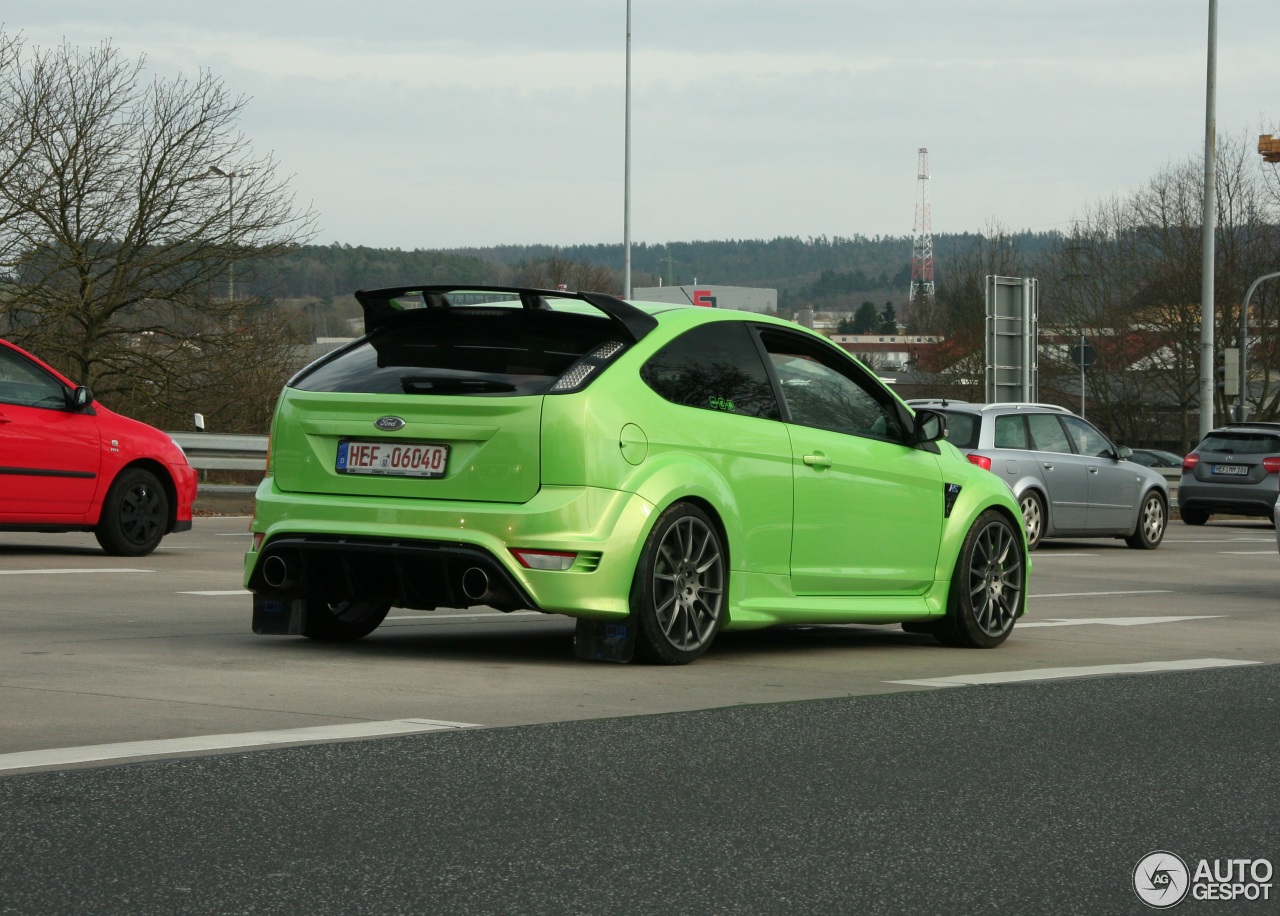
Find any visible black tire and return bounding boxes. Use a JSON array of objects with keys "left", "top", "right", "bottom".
[
  {"left": 1181, "top": 507, "right": 1209, "bottom": 526},
  {"left": 934, "top": 509, "right": 1025, "bottom": 649},
  {"left": 631, "top": 503, "right": 726, "bottom": 665},
  {"left": 94, "top": 468, "right": 169, "bottom": 557},
  {"left": 1018, "top": 490, "right": 1046, "bottom": 550},
  {"left": 1125, "top": 491, "right": 1167, "bottom": 549},
  {"left": 302, "top": 599, "right": 391, "bottom": 642}
]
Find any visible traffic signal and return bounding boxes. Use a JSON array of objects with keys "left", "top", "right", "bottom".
[{"left": 1216, "top": 348, "right": 1240, "bottom": 397}]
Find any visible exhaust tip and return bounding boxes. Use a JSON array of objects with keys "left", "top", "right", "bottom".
[
  {"left": 262, "top": 554, "right": 293, "bottom": 590},
  {"left": 461, "top": 567, "right": 491, "bottom": 602}
]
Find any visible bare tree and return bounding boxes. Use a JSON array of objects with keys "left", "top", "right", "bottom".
[
  {"left": 517, "top": 256, "right": 618, "bottom": 294},
  {"left": 0, "top": 33, "right": 316, "bottom": 429}
]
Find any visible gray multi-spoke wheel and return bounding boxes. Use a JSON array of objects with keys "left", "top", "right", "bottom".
[
  {"left": 302, "top": 599, "right": 391, "bottom": 641},
  {"left": 1125, "top": 491, "right": 1167, "bottom": 549},
  {"left": 632, "top": 503, "right": 726, "bottom": 664},
  {"left": 95, "top": 468, "right": 169, "bottom": 556},
  {"left": 935, "top": 509, "right": 1025, "bottom": 648},
  {"left": 1018, "top": 490, "right": 1045, "bottom": 550}
]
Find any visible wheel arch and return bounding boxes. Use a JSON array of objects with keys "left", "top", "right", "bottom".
[{"left": 102, "top": 458, "right": 181, "bottom": 533}]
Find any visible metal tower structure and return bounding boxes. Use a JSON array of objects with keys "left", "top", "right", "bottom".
[{"left": 909, "top": 147, "right": 935, "bottom": 302}]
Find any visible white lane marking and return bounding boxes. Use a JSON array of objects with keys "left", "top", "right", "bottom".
[
  {"left": 888, "top": 658, "right": 1257, "bottom": 689},
  {"left": 386, "top": 611, "right": 545, "bottom": 621},
  {"left": 1027, "top": 553, "right": 1098, "bottom": 558},
  {"left": 1018, "top": 615, "right": 1222, "bottom": 629},
  {"left": 0, "top": 718, "right": 481, "bottom": 773},
  {"left": 180, "top": 590, "right": 250, "bottom": 596},
  {"left": 1220, "top": 550, "right": 1276, "bottom": 555},
  {"left": 1031, "top": 589, "right": 1172, "bottom": 599},
  {"left": 1167, "top": 537, "right": 1272, "bottom": 543},
  {"left": 215, "top": 532, "right": 253, "bottom": 536},
  {"left": 0, "top": 568, "right": 151, "bottom": 576}
]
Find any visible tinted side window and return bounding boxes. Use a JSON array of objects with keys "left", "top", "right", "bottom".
[
  {"left": 0, "top": 347, "right": 67, "bottom": 409},
  {"left": 759, "top": 329, "right": 904, "bottom": 440},
  {"left": 640, "top": 322, "right": 780, "bottom": 419},
  {"left": 1062, "top": 416, "right": 1114, "bottom": 458},
  {"left": 1027, "top": 413, "right": 1071, "bottom": 453},
  {"left": 994, "top": 414, "right": 1029, "bottom": 449}
]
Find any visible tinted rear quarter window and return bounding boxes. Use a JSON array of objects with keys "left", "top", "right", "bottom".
[
  {"left": 641, "top": 322, "right": 780, "bottom": 419},
  {"left": 940, "top": 412, "right": 980, "bottom": 449}
]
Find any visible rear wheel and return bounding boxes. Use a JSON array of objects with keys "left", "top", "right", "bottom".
[
  {"left": 632, "top": 503, "right": 725, "bottom": 665},
  {"left": 1018, "top": 491, "right": 1045, "bottom": 550},
  {"left": 95, "top": 468, "right": 168, "bottom": 557},
  {"left": 1125, "top": 491, "right": 1167, "bottom": 549},
  {"left": 1181, "top": 507, "right": 1209, "bottom": 526},
  {"left": 302, "top": 599, "right": 391, "bottom": 641},
  {"left": 934, "top": 510, "right": 1024, "bottom": 649}
]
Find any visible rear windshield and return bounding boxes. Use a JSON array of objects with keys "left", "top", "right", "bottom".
[
  {"left": 1198, "top": 432, "right": 1280, "bottom": 454},
  {"left": 938, "top": 411, "right": 980, "bottom": 449},
  {"left": 292, "top": 308, "right": 616, "bottom": 396}
]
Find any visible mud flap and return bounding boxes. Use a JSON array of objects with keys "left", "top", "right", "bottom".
[
  {"left": 573, "top": 618, "right": 636, "bottom": 663},
  {"left": 252, "top": 594, "right": 306, "bottom": 635}
]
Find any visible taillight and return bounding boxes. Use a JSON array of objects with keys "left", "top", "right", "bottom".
[
  {"left": 1263, "top": 457, "right": 1280, "bottom": 474},
  {"left": 966, "top": 453, "right": 992, "bottom": 471},
  {"left": 1182, "top": 453, "right": 1200, "bottom": 470}
]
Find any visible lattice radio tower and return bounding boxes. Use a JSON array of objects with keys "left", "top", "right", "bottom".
[{"left": 909, "top": 147, "right": 935, "bottom": 302}]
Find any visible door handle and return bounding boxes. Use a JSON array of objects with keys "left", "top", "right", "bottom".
[
  {"left": 1088, "top": 467, "right": 1099, "bottom": 475},
  {"left": 1042, "top": 462, "right": 1054, "bottom": 470},
  {"left": 803, "top": 454, "right": 832, "bottom": 468},
  {"left": 0, "top": 412, "right": 9, "bottom": 424}
]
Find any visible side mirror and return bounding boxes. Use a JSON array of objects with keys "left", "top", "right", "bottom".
[
  {"left": 67, "top": 385, "right": 93, "bottom": 409},
  {"left": 913, "top": 408, "right": 947, "bottom": 445},
  {"left": 1115, "top": 445, "right": 1133, "bottom": 460}
]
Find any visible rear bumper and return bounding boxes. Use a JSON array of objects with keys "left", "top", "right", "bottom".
[
  {"left": 244, "top": 481, "right": 655, "bottom": 619},
  {"left": 1178, "top": 480, "right": 1278, "bottom": 517}
]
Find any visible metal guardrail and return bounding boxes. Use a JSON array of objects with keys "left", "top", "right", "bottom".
[{"left": 169, "top": 433, "right": 267, "bottom": 472}]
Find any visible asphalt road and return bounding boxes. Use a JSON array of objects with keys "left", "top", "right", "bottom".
[{"left": 1, "top": 517, "right": 1278, "bottom": 913}]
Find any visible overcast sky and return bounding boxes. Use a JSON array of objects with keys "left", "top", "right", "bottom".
[{"left": 15, "top": 2, "right": 1280, "bottom": 250}]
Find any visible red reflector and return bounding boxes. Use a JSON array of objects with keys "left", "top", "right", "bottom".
[
  {"left": 966, "top": 453, "right": 992, "bottom": 471},
  {"left": 510, "top": 549, "right": 577, "bottom": 571},
  {"left": 1263, "top": 457, "right": 1280, "bottom": 474},
  {"left": 1182, "top": 453, "right": 1200, "bottom": 470}
]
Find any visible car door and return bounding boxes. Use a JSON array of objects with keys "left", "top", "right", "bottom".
[
  {"left": 1026, "top": 412, "right": 1088, "bottom": 531},
  {"left": 758, "top": 328, "right": 944, "bottom": 596},
  {"left": 0, "top": 346, "right": 101, "bottom": 521},
  {"left": 1061, "top": 415, "right": 1142, "bottom": 532}
]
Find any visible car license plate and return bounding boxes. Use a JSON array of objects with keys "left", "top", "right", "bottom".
[
  {"left": 337, "top": 441, "right": 448, "bottom": 478},
  {"left": 1212, "top": 464, "right": 1248, "bottom": 476}
]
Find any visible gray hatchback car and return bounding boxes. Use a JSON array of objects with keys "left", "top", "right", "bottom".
[
  {"left": 909, "top": 401, "right": 1170, "bottom": 550},
  {"left": 1179, "top": 422, "right": 1280, "bottom": 526}
]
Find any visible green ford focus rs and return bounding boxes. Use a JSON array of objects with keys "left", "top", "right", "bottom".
[{"left": 245, "top": 285, "right": 1029, "bottom": 663}]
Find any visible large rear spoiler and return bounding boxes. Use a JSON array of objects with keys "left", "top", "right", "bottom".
[{"left": 353, "top": 284, "right": 659, "bottom": 342}]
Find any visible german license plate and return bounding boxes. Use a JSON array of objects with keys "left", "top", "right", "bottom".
[
  {"left": 337, "top": 441, "right": 448, "bottom": 478},
  {"left": 1212, "top": 464, "right": 1248, "bottom": 476}
]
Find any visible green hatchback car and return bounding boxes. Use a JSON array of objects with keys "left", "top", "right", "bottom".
[{"left": 245, "top": 285, "right": 1029, "bottom": 663}]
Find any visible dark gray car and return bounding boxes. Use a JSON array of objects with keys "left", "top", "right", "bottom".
[
  {"left": 1179, "top": 423, "right": 1280, "bottom": 526},
  {"left": 909, "top": 400, "right": 1170, "bottom": 550}
]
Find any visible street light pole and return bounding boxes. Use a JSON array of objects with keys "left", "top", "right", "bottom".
[
  {"left": 208, "top": 165, "right": 237, "bottom": 301},
  {"left": 1198, "top": 0, "right": 1218, "bottom": 439},
  {"left": 622, "top": 0, "right": 632, "bottom": 300}
]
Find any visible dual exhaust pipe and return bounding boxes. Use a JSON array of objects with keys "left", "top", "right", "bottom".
[{"left": 260, "top": 552, "right": 511, "bottom": 609}]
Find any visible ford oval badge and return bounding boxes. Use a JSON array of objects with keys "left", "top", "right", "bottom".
[{"left": 375, "top": 416, "right": 406, "bottom": 431}]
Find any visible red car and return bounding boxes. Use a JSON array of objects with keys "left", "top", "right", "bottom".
[{"left": 0, "top": 338, "right": 197, "bottom": 556}]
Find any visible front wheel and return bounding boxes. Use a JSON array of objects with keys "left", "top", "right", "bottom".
[
  {"left": 934, "top": 510, "right": 1025, "bottom": 649},
  {"left": 302, "top": 599, "right": 391, "bottom": 641},
  {"left": 95, "top": 468, "right": 169, "bottom": 556},
  {"left": 1125, "top": 491, "right": 1167, "bottom": 549},
  {"left": 632, "top": 503, "right": 726, "bottom": 665}
]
